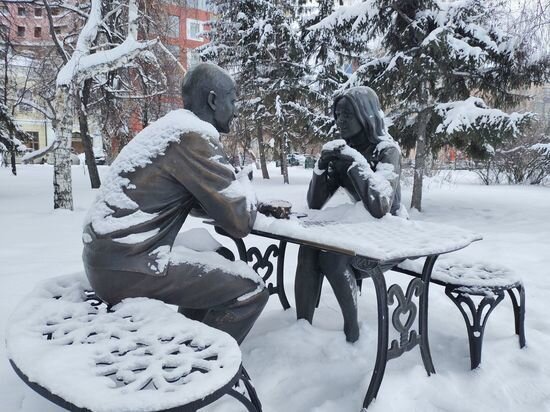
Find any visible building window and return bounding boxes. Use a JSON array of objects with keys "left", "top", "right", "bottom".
[
  {"left": 167, "top": 15, "right": 180, "bottom": 37},
  {"left": 18, "top": 7, "right": 26, "bottom": 17},
  {"left": 34, "top": 27, "right": 42, "bottom": 38},
  {"left": 54, "top": 25, "right": 65, "bottom": 35},
  {"left": 187, "top": 0, "right": 210, "bottom": 10},
  {"left": 51, "top": 7, "right": 60, "bottom": 16},
  {"left": 26, "top": 132, "right": 40, "bottom": 151},
  {"left": 186, "top": 19, "right": 203, "bottom": 41},
  {"left": 17, "top": 26, "right": 25, "bottom": 37},
  {"left": 35, "top": 8, "right": 43, "bottom": 18}
]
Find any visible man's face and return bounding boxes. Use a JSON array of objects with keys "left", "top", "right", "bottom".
[
  {"left": 213, "top": 87, "right": 237, "bottom": 134},
  {"left": 335, "top": 97, "right": 363, "bottom": 149}
]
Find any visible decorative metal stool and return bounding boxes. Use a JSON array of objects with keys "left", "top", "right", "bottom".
[
  {"left": 394, "top": 259, "right": 526, "bottom": 369},
  {"left": 6, "top": 274, "right": 262, "bottom": 412}
]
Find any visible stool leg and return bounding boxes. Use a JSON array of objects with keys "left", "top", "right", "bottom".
[
  {"left": 507, "top": 285, "right": 526, "bottom": 348},
  {"left": 227, "top": 367, "right": 263, "bottom": 412},
  {"left": 445, "top": 287, "right": 505, "bottom": 369}
]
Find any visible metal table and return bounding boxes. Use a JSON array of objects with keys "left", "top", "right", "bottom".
[{"left": 211, "top": 212, "right": 482, "bottom": 410}]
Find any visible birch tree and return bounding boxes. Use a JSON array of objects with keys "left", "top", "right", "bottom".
[{"left": 52, "top": 0, "right": 162, "bottom": 209}]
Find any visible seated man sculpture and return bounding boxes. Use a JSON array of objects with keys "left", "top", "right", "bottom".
[
  {"left": 82, "top": 63, "right": 269, "bottom": 344},
  {"left": 295, "top": 86, "right": 404, "bottom": 342}
]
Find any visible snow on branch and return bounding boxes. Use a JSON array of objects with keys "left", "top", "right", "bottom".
[
  {"left": 532, "top": 143, "right": 550, "bottom": 155},
  {"left": 22, "top": 140, "right": 60, "bottom": 163},
  {"left": 309, "top": 0, "right": 379, "bottom": 31},
  {"left": 56, "top": 0, "right": 159, "bottom": 87},
  {"left": 435, "top": 97, "right": 533, "bottom": 136}
]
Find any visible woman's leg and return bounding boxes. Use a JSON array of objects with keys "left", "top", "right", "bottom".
[
  {"left": 319, "top": 252, "right": 359, "bottom": 342},
  {"left": 294, "top": 245, "right": 323, "bottom": 323}
]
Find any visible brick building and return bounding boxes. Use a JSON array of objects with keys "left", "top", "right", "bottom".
[
  {"left": 0, "top": 1, "right": 78, "bottom": 154},
  {"left": 1, "top": 1, "right": 213, "bottom": 157}
]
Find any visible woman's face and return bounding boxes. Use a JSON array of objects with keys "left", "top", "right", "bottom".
[{"left": 335, "top": 97, "right": 363, "bottom": 149}]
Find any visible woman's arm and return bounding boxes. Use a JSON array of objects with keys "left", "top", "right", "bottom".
[{"left": 346, "top": 146, "right": 401, "bottom": 218}]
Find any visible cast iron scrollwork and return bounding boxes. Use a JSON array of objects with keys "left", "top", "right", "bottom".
[
  {"left": 387, "top": 278, "right": 423, "bottom": 360},
  {"left": 445, "top": 286, "right": 505, "bottom": 369},
  {"left": 246, "top": 244, "right": 279, "bottom": 283}
]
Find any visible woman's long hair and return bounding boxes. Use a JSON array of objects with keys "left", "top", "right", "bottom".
[{"left": 333, "top": 86, "right": 388, "bottom": 145}]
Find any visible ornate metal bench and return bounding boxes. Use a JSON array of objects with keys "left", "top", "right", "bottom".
[
  {"left": 6, "top": 274, "right": 262, "bottom": 412},
  {"left": 393, "top": 259, "right": 526, "bottom": 369}
]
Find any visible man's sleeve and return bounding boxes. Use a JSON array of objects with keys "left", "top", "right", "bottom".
[
  {"left": 346, "top": 146, "right": 401, "bottom": 218},
  {"left": 170, "top": 132, "right": 256, "bottom": 238}
]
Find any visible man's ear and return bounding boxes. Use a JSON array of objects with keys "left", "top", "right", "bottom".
[{"left": 207, "top": 90, "right": 217, "bottom": 111}]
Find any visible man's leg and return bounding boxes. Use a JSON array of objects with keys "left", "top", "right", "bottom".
[
  {"left": 319, "top": 252, "right": 359, "bottom": 343},
  {"left": 85, "top": 256, "right": 268, "bottom": 345},
  {"left": 294, "top": 245, "right": 323, "bottom": 323}
]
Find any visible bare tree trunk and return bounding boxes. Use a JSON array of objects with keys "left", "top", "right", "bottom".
[
  {"left": 77, "top": 79, "right": 101, "bottom": 188},
  {"left": 256, "top": 118, "right": 270, "bottom": 179},
  {"left": 10, "top": 147, "right": 16, "bottom": 175},
  {"left": 53, "top": 86, "right": 74, "bottom": 210},
  {"left": 410, "top": 112, "right": 431, "bottom": 212},
  {"left": 280, "top": 134, "right": 289, "bottom": 184}
]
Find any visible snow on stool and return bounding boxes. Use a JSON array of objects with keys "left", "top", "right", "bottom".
[
  {"left": 395, "top": 258, "right": 526, "bottom": 370},
  {"left": 6, "top": 274, "right": 262, "bottom": 412}
]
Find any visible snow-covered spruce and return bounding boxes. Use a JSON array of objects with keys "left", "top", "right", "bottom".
[{"left": 309, "top": 0, "right": 545, "bottom": 210}]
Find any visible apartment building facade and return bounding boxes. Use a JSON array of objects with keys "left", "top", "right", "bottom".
[{"left": 1, "top": 1, "right": 213, "bottom": 157}]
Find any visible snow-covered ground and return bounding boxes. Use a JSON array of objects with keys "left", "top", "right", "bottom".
[{"left": 1, "top": 164, "right": 549, "bottom": 412}]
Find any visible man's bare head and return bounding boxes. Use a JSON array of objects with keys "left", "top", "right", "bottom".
[{"left": 181, "top": 63, "right": 237, "bottom": 133}]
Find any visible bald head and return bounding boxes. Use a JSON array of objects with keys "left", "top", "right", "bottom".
[
  {"left": 181, "top": 63, "right": 237, "bottom": 133},
  {"left": 181, "top": 63, "right": 235, "bottom": 111}
]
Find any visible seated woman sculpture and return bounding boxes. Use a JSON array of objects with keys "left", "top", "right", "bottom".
[
  {"left": 82, "top": 63, "right": 269, "bottom": 345},
  {"left": 295, "top": 86, "right": 404, "bottom": 342}
]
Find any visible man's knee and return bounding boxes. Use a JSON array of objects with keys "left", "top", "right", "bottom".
[{"left": 237, "top": 284, "right": 269, "bottom": 310}]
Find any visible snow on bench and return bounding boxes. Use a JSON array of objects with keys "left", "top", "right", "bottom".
[
  {"left": 396, "top": 258, "right": 522, "bottom": 296},
  {"left": 6, "top": 274, "right": 260, "bottom": 412},
  {"left": 393, "top": 258, "right": 525, "bottom": 369}
]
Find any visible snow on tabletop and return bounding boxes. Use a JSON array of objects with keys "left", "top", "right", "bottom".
[
  {"left": 6, "top": 274, "right": 242, "bottom": 412},
  {"left": 254, "top": 203, "right": 482, "bottom": 261},
  {"left": 85, "top": 110, "right": 219, "bottom": 235}
]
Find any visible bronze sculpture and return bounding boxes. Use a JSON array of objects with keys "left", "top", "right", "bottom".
[
  {"left": 82, "top": 63, "right": 268, "bottom": 344},
  {"left": 295, "top": 86, "right": 403, "bottom": 342}
]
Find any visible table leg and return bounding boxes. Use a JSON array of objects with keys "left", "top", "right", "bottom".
[
  {"left": 419, "top": 255, "right": 437, "bottom": 375},
  {"left": 362, "top": 264, "right": 389, "bottom": 409},
  {"left": 353, "top": 255, "right": 439, "bottom": 410}
]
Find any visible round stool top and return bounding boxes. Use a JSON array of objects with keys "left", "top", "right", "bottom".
[{"left": 6, "top": 274, "right": 242, "bottom": 412}]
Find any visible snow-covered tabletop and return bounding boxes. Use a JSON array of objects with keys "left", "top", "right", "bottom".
[
  {"left": 6, "top": 274, "right": 242, "bottom": 412},
  {"left": 253, "top": 203, "right": 483, "bottom": 261}
]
